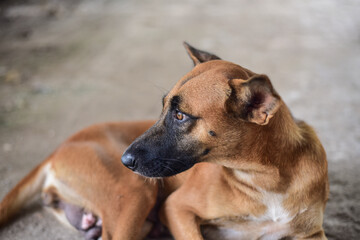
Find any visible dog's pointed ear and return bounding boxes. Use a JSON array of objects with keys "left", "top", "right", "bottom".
[
  {"left": 183, "top": 42, "right": 221, "bottom": 66},
  {"left": 226, "top": 74, "right": 281, "bottom": 125}
]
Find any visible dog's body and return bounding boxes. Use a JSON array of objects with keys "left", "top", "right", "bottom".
[
  {"left": 1, "top": 43, "right": 328, "bottom": 240},
  {"left": 0, "top": 121, "right": 158, "bottom": 240},
  {"left": 123, "top": 43, "right": 329, "bottom": 239}
]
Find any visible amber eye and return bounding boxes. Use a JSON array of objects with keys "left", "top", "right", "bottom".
[{"left": 176, "top": 111, "right": 184, "bottom": 121}]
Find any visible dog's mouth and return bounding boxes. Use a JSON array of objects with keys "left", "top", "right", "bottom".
[
  {"left": 132, "top": 157, "right": 196, "bottom": 178},
  {"left": 121, "top": 116, "right": 205, "bottom": 177},
  {"left": 122, "top": 135, "right": 210, "bottom": 177}
]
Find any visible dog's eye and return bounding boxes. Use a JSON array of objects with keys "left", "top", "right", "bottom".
[{"left": 174, "top": 110, "right": 188, "bottom": 122}]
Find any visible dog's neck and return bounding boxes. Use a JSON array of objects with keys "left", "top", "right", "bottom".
[
  {"left": 221, "top": 102, "right": 304, "bottom": 191},
  {"left": 251, "top": 102, "right": 304, "bottom": 160}
]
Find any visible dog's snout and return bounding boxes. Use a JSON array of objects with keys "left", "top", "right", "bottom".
[{"left": 121, "top": 153, "right": 137, "bottom": 170}]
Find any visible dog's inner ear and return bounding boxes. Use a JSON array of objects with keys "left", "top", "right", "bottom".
[
  {"left": 183, "top": 42, "right": 221, "bottom": 66},
  {"left": 226, "top": 75, "right": 281, "bottom": 125}
]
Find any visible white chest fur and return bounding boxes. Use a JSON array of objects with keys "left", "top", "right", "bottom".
[
  {"left": 234, "top": 170, "right": 292, "bottom": 222},
  {"left": 257, "top": 190, "right": 291, "bottom": 223},
  {"left": 231, "top": 170, "right": 294, "bottom": 239}
]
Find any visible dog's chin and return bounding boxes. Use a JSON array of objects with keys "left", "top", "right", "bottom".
[{"left": 135, "top": 161, "right": 195, "bottom": 178}]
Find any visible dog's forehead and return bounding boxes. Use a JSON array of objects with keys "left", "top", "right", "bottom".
[
  {"left": 167, "top": 60, "right": 251, "bottom": 113},
  {"left": 182, "top": 60, "right": 248, "bottom": 87},
  {"left": 171, "top": 63, "right": 228, "bottom": 100},
  {"left": 175, "top": 60, "right": 251, "bottom": 89}
]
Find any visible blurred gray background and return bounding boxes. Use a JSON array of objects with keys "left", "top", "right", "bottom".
[{"left": 0, "top": 0, "right": 359, "bottom": 239}]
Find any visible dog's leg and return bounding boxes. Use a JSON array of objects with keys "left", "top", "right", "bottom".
[
  {"left": 161, "top": 193, "right": 203, "bottom": 240},
  {"left": 105, "top": 192, "right": 157, "bottom": 240},
  {"left": 44, "top": 139, "right": 159, "bottom": 240},
  {"left": 43, "top": 181, "right": 154, "bottom": 240},
  {"left": 43, "top": 187, "right": 102, "bottom": 239}
]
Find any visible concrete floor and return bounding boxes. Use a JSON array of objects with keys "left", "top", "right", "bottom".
[{"left": 0, "top": 0, "right": 359, "bottom": 239}]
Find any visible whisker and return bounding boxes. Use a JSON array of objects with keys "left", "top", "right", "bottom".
[
  {"left": 157, "top": 157, "right": 180, "bottom": 161},
  {"left": 157, "top": 157, "right": 188, "bottom": 166},
  {"left": 162, "top": 165, "right": 175, "bottom": 175}
]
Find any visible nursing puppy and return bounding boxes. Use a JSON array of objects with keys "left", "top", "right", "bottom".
[
  {"left": 122, "top": 43, "right": 329, "bottom": 239},
  {"left": 0, "top": 121, "right": 158, "bottom": 240}
]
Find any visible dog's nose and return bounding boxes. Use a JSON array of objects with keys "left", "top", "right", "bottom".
[{"left": 121, "top": 153, "right": 137, "bottom": 170}]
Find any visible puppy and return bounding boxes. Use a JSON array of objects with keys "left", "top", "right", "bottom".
[{"left": 122, "top": 43, "right": 329, "bottom": 240}]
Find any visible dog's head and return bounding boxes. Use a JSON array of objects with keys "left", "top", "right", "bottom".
[{"left": 122, "top": 43, "right": 281, "bottom": 177}]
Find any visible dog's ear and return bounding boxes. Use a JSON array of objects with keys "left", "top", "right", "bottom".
[
  {"left": 226, "top": 74, "right": 281, "bottom": 125},
  {"left": 183, "top": 42, "right": 221, "bottom": 66}
]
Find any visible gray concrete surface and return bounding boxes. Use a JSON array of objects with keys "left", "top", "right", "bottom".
[{"left": 0, "top": 0, "right": 359, "bottom": 239}]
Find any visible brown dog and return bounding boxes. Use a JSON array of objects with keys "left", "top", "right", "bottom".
[
  {"left": 122, "top": 43, "right": 329, "bottom": 239},
  {"left": 0, "top": 121, "right": 158, "bottom": 240}
]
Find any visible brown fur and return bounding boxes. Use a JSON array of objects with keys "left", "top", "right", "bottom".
[
  {"left": 141, "top": 44, "right": 329, "bottom": 239},
  {"left": 0, "top": 121, "right": 158, "bottom": 240},
  {"left": 1, "top": 43, "right": 329, "bottom": 240}
]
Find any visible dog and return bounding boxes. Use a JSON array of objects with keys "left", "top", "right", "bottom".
[
  {"left": 0, "top": 121, "right": 159, "bottom": 240},
  {"left": 122, "top": 43, "right": 329, "bottom": 239}
]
